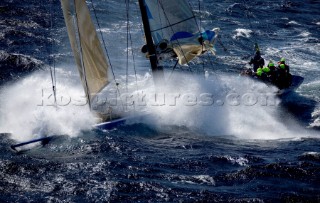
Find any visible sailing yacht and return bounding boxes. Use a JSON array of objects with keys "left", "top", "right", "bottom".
[
  {"left": 11, "top": 0, "right": 219, "bottom": 150},
  {"left": 60, "top": 0, "right": 219, "bottom": 122}
]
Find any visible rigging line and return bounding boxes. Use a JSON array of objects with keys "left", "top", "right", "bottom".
[
  {"left": 167, "top": 60, "right": 179, "bottom": 81},
  {"left": 49, "top": 0, "right": 57, "bottom": 108},
  {"left": 187, "top": 0, "right": 206, "bottom": 74},
  {"left": 130, "top": 31, "right": 139, "bottom": 92},
  {"left": 198, "top": 0, "right": 202, "bottom": 33},
  {"left": 197, "top": 0, "right": 206, "bottom": 75},
  {"left": 188, "top": 0, "right": 219, "bottom": 76},
  {"left": 188, "top": 0, "right": 208, "bottom": 73},
  {"left": 150, "top": 16, "right": 195, "bottom": 33},
  {"left": 49, "top": 54, "right": 57, "bottom": 107},
  {"left": 90, "top": 0, "right": 124, "bottom": 110},
  {"left": 125, "top": 0, "right": 139, "bottom": 93},
  {"left": 74, "top": 0, "right": 92, "bottom": 109},
  {"left": 191, "top": 0, "right": 220, "bottom": 72},
  {"left": 186, "top": 0, "right": 203, "bottom": 40},
  {"left": 134, "top": 0, "right": 148, "bottom": 73},
  {"left": 127, "top": 1, "right": 139, "bottom": 92},
  {"left": 157, "top": 1, "right": 192, "bottom": 72},
  {"left": 134, "top": 2, "right": 145, "bottom": 37},
  {"left": 203, "top": 42, "right": 220, "bottom": 78},
  {"left": 90, "top": 0, "right": 120, "bottom": 87},
  {"left": 187, "top": 1, "right": 220, "bottom": 79},
  {"left": 242, "top": 0, "right": 258, "bottom": 45},
  {"left": 205, "top": 55, "right": 220, "bottom": 79},
  {"left": 217, "top": 36, "right": 228, "bottom": 52},
  {"left": 156, "top": 0, "right": 165, "bottom": 41},
  {"left": 126, "top": 0, "right": 129, "bottom": 93}
]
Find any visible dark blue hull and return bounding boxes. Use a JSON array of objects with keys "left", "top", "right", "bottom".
[
  {"left": 10, "top": 115, "right": 147, "bottom": 151},
  {"left": 277, "top": 75, "right": 304, "bottom": 96}
]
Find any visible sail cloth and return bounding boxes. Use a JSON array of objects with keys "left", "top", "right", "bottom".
[
  {"left": 60, "top": 0, "right": 109, "bottom": 104},
  {"left": 144, "top": 0, "right": 219, "bottom": 65}
]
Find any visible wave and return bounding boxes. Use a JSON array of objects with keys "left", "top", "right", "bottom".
[
  {"left": 0, "top": 51, "right": 43, "bottom": 85},
  {"left": 0, "top": 69, "right": 95, "bottom": 142}
]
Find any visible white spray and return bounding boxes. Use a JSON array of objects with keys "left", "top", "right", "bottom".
[
  {"left": 0, "top": 68, "right": 313, "bottom": 141},
  {"left": 0, "top": 68, "right": 96, "bottom": 142}
]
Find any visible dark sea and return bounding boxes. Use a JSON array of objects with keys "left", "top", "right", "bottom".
[{"left": 1, "top": 0, "right": 320, "bottom": 202}]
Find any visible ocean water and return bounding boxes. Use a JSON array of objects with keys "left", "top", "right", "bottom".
[{"left": 0, "top": 0, "right": 320, "bottom": 202}]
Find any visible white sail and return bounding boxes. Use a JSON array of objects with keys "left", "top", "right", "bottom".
[
  {"left": 144, "top": 0, "right": 219, "bottom": 65},
  {"left": 60, "top": 0, "right": 109, "bottom": 104}
]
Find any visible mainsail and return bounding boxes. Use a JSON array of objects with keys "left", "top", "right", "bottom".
[
  {"left": 61, "top": 0, "right": 109, "bottom": 106},
  {"left": 144, "top": 0, "right": 219, "bottom": 65}
]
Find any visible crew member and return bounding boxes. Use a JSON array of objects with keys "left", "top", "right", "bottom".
[
  {"left": 267, "top": 61, "right": 277, "bottom": 83},
  {"left": 278, "top": 58, "right": 290, "bottom": 74},
  {"left": 249, "top": 51, "right": 265, "bottom": 72},
  {"left": 277, "top": 58, "right": 291, "bottom": 88}
]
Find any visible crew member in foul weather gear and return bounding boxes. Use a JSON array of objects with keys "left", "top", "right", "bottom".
[
  {"left": 267, "top": 61, "right": 276, "bottom": 69},
  {"left": 276, "top": 58, "right": 291, "bottom": 88},
  {"left": 278, "top": 58, "right": 290, "bottom": 74},
  {"left": 249, "top": 51, "right": 265, "bottom": 72},
  {"left": 262, "top": 66, "right": 270, "bottom": 73},
  {"left": 262, "top": 66, "right": 271, "bottom": 80},
  {"left": 255, "top": 67, "right": 265, "bottom": 80},
  {"left": 256, "top": 66, "right": 271, "bottom": 81},
  {"left": 266, "top": 61, "right": 277, "bottom": 83}
]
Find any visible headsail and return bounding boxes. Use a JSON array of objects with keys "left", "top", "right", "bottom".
[
  {"left": 60, "top": 0, "right": 109, "bottom": 106},
  {"left": 144, "top": 0, "right": 219, "bottom": 65}
]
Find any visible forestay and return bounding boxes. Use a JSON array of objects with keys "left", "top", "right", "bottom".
[
  {"left": 61, "top": 0, "right": 109, "bottom": 106},
  {"left": 144, "top": 0, "right": 219, "bottom": 65}
]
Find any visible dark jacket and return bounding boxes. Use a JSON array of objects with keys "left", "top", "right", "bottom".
[{"left": 249, "top": 52, "right": 265, "bottom": 72}]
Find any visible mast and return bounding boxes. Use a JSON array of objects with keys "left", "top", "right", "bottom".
[{"left": 138, "top": 0, "right": 164, "bottom": 86}]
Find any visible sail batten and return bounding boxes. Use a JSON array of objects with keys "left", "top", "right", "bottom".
[
  {"left": 150, "top": 16, "right": 195, "bottom": 33},
  {"left": 61, "top": 0, "right": 109, "bottom": 106}
]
